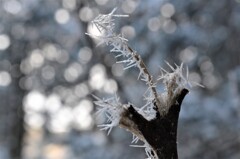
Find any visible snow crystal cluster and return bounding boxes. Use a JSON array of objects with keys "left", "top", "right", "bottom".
[{"left": 93, "top": 94, "right": 124, "bottom": 135}]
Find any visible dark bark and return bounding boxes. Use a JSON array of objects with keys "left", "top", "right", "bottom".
[
  {"left": 8, "top": 80, "right": 25, "bottom": 159},
  {"left": 0, "top": 59, "right": 25, "bottom": 159},
  {"left": 127, "top": 89, "right": 189, "bottom": 158},
  {"left": 8, "top": 55, "right": 25, "bottom": 159}
]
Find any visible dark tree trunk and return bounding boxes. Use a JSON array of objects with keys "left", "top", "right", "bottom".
[
  {"left": 0, "top": 39, "right": 26, "bottom": 159},
  {"left": 0, "top": 74, "right": 25, "bottom": 159},
  {"left": 127, "top": 89, "right": 189, "bottom": 158},
  {"left": 9, "top": 78, "right": 25, "bottom": 159}
]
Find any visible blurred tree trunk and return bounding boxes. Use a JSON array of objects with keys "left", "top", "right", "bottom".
[
  {"left": 8, "top": 43, "right": 26, "bottom": 159},
  {"left": 7, "top": 78, "right": 25, "bottom": 159},
  {"left": 0, "top": 44, "right": 25, "bottom": 159}
]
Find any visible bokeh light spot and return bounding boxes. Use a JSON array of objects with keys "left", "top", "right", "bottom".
[
  {"left": 4, "top": 0, "right": 22, "bottom": 15},
  {"left": 44, "top": 94, "right": 61, "bottom": 114},
  {"left": 179, "top": 46, "right": 198, "bottom": 63},
  {"left": 122, "top": 0, "right": 138, "bottom": 14},
  {"left": 111, "top": 63, "right": 124, "bottom": 77},
  {"left": 189, "top": 72, "right": 202, "bottom": 85},
  {"left": 74, "top": 83, "right": 89, "bottom": 98},
  {"left": 200, "top": 60, "right": 214, "bottom": 74},
  {"left": 20, "top": 59, "right": 33, "bottom": 74},
  {"left": 104, "top": 79, "right": 118, "bottom": 94},
  {"left": 73, "top": 99, "right": 93, "bottom": 130},
  {"left": 162, "top": 19, "right": 177, "bottom": 34},
  {"left": 24, "top": 91, "right": 46, "bottom": 113},
  {"left": 29, "top": 49, "right": 45, "bottom": 68},
  {"left": 54, "top": 9, "right": 70, "bottom": 24},
  {"left": 62, "top": 0, "right": 76, "bottom": 10},
  {"left": 79, "top": 7, "right": 93, "bottom": 22},
  {"left": 78, "top": 47, "right": 92, "bottom": 64},
  {"left": 0, "top": 71, "right": 12, "bottom": 87},
  {"left": 160, "top": 3, "right": 175, "bottom": 18},
  {"left": 64, "top": 63, "right": 83, "bottom": 82},
  {"left": 0, "top": 34, "right": 10, "bottom": 50},
  {"left": 48, "top": 107, "right": 72, "bottom": 133},
  {"left": 203, "top": 74, "right": 219, "bottom": 90},
  {"left": 148, "top": 17, "right": 161, "bottom": 32},
  {"left": 25, "top": 113, "right": 45, "bottom": 129},
  {"left": 121, "top": 25, "right": 136, "bottom": 39},
  {"left": 89, "top": 64, "right": 106, "bottom": 90},
  {"left": 43, "top": 144, "right": 68, "bottom": 159},
  {"left": 19, "top": 77, "right": 34, "bottom": 90},
  {"left": 43, "top": 44, "right": 59, "bottom": 61}
]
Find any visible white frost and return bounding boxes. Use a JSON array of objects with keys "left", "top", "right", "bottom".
[{"left": 93, "top": 94, "right": 123, "bottom": 135}]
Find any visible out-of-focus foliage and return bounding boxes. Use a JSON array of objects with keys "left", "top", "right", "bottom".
[{"left": 0, "top": 0, "right": 239, "bottom": 159}]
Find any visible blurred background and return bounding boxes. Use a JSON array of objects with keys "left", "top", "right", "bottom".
[{"left": 0, "top": 0, "right": 240, "bottom": 159}]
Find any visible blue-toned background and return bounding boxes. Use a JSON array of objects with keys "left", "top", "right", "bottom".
[{"left": 0, "top": 0, "right": 240, "bottom": 158}]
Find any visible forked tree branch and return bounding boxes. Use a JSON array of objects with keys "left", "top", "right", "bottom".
[
  {"left": 88, "top": 8, "right": 198, "bottom": 159},
  {"left": 120, "top": 89, "right": 188, "bottom": 158}
]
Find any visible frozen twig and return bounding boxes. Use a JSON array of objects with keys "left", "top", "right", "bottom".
[
  {"left": 86, "top": 8, "right": 161, "bottom": 113},
  {"left": 88, "top": 8, "right": 201, "bottom": 159}
]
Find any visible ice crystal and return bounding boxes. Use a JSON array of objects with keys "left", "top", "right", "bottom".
[
  {"left": 158, "top": 62, "right": 203, "bottom": 94},
  {"left": 130, "top": 141, "right": 158, "bottom": 159},
  {"left": 93, "top": 94, "right": 123, "bottom": 135}
]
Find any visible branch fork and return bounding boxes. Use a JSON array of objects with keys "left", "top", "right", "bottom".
[{"left": 87, "top": 8, "right": 200, "bottom": 159}]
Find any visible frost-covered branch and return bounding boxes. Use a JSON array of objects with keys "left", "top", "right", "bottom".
[
  {"left": 86, "top": 8, "right": 160, "bottom": 112},
  {"left": 87, "top": 8, "right": 200, "bottom": 159}
]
